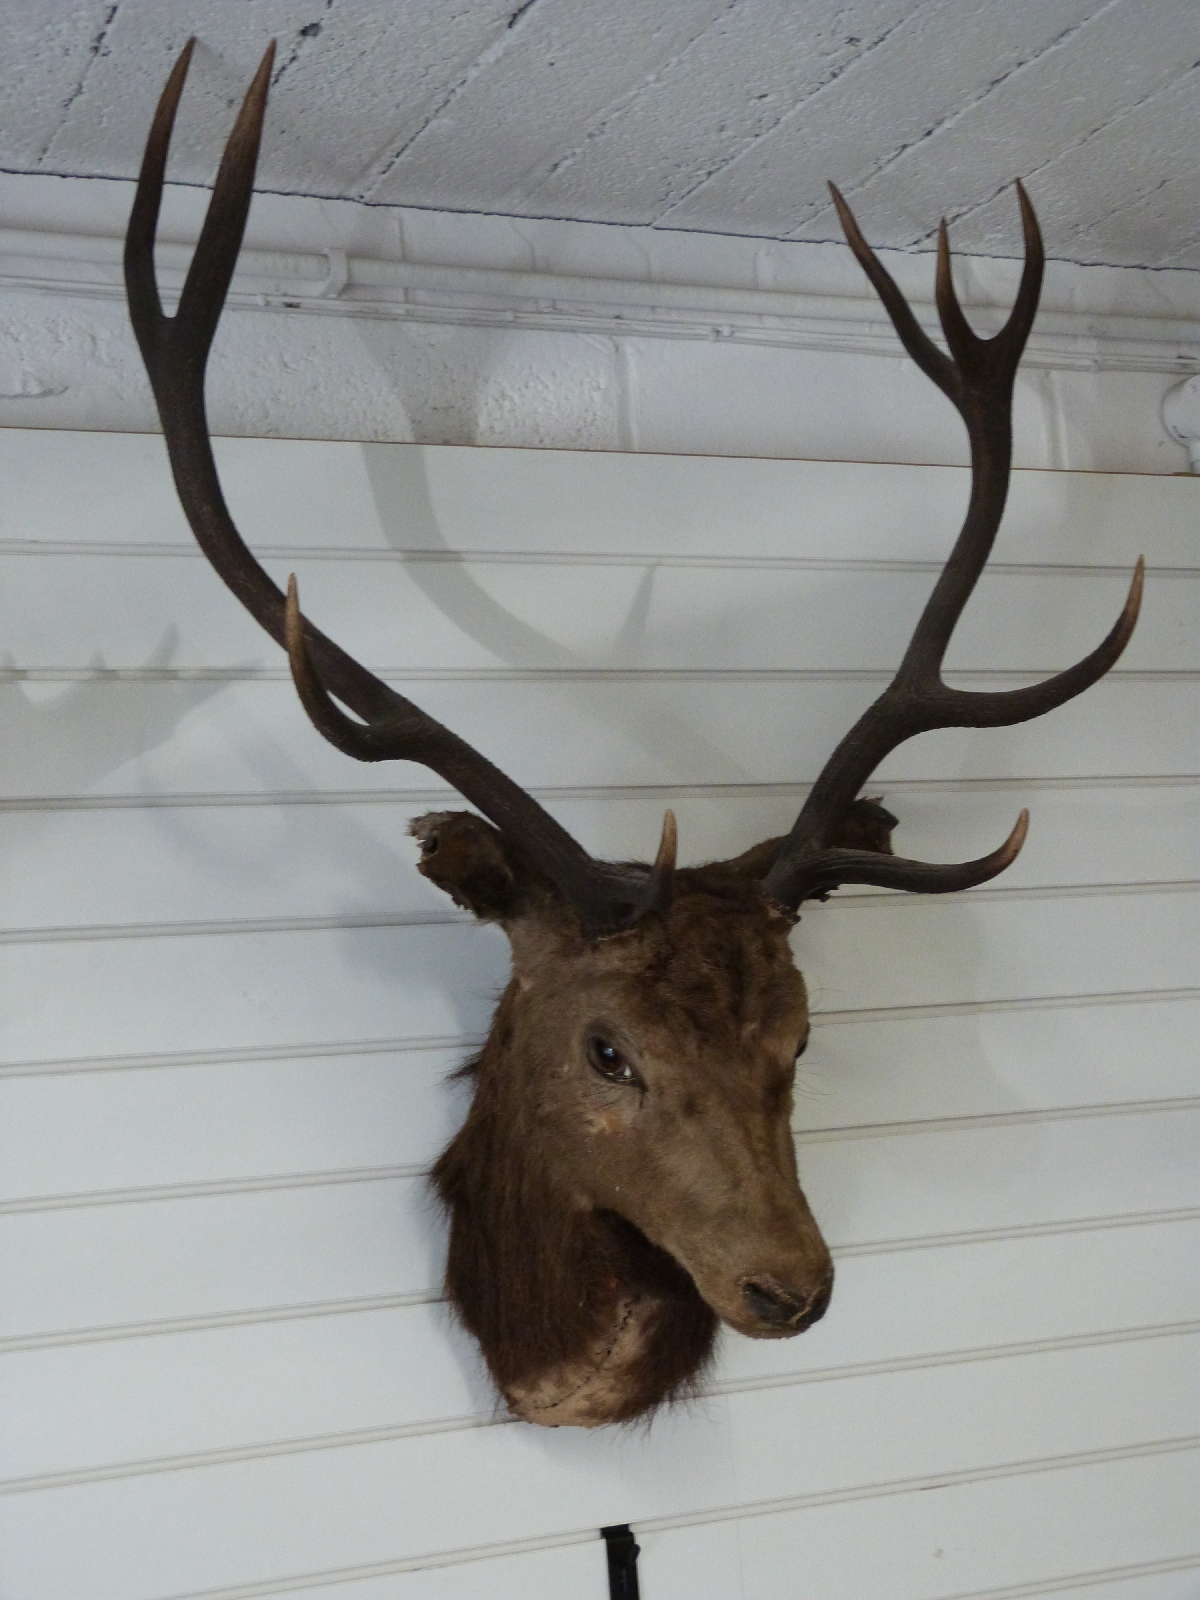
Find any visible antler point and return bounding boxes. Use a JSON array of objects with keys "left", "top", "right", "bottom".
[
  {"left": 1005, "top": 808, "right": 1030, "bottom": 861},
  {"left": 654, "top": 808, "right": 678, "bottom": 877},
  {"left": 284, "top": 572, "right": 304, "bottom": 649},
  {"left": 1123, "top": 555, "right": 1145, "bottom": 629}
]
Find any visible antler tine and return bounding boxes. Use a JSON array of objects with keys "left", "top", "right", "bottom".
[
  {"left": 934, "top": 218, "right": 981, "bottom": 371},
  {"left": 828, "top": 182, "right": 958, "bottom": 404},
  {"left": 787, "top": 810, "right": 1029, "bottom": 904},
  {"left": 646, "top": 809, "right": 678, "bottom": 915},
  {"left": 283, "top": 575, "right": 407, "bottom": 760},
  {"left": 996, "top": 180, "right": 1045, "bottom": 364},
  {"left": 124, "top": 37, "right": 195, "bottom": 329},
  {"left": 175, "top": 43, "right": 275, "bottom": 347},
  {"left": 761, "top": 186, "right": 1141, "bottom": 912},
  {"left": 126, "top": 44, "right": 667, "bottom": 941},
  {"left": 938, "top": 556, "right": 1143, "bottom": 729}
]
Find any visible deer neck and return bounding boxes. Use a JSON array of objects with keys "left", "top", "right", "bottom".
[{"left": 431, "top": 1016, "right": 718, "bottom": 1427}]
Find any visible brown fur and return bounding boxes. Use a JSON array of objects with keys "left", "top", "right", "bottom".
[
  {"left": 421, "top": 812, "right": 879, "bottom": 1426},
  {"left": 434, "top": 1073, "right": 718, "bottom": 1423}
]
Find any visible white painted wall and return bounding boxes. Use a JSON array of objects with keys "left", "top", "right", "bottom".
[
  {"left": 0, "top": 418, "right": 1196, "bottom": 1598},
  {"left": 0, "top": 173, "right": 1197, "bottom": 469},
  {"left": 0, "top": 164, "right": 1197, "bottom": 1597}
]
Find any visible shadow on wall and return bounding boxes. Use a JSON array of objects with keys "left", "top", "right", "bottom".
[
  {"left": 360, "top": 438, "right": 788, "bottom": 837},
  {"left": 0, "top": 627, "right": 229, "bottom": 798}
]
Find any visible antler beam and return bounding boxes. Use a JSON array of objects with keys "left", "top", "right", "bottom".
[
  {"left": 760, "top": 184, "right": 1143, "bottom": 911},
  {"left": 124, "top": 40, "right": 672, "bottom": 939}
]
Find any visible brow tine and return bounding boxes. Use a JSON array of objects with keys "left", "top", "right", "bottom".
[
  {"left": 283, "top": 576, "right": 401, "bottom": 760},
  {"left": 648, "top": 809, "right": 678, "bottom": 913},
  {"left": 791, "top": 810, "right": 1028, "bottom": 902}
]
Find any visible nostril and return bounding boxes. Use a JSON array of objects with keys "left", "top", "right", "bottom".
[
  {"left": 805, "top": 1272, "right": 834, "bottom": 1326},
  {"left": 741, "top": 1269, "right": 834, "bottom": 1330},
  {"left": 742, "top": 1278, "right": 792, "bottom": 1322},
  {"left": 742, "top": 1275, "right": 815, "bottom": 1326}
]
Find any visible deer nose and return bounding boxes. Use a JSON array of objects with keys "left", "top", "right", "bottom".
[{"left": 741, "top": 1271, "right": 833, "bottom": 1330}]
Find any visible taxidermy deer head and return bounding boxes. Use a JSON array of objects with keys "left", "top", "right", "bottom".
[{"left": 125, "top": 43, "right": 1142, "bottom": 1426}]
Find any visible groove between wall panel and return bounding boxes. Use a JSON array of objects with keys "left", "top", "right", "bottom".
[
  {"left": 834, "top": 1207, "right": 1200, "bottom": 1260},
  {"left": 1, "top": 539, "right": 1191, "bottom": 578},
  {"left": 2, "top": 986, "right": 1194, "bottom": 1078},
  {"left": 2, "top": 1321, "right": 1194, "bottom": 1499},
  {"left": 637, "top": 1436, "right": 1200, "bottom": 1539},
  {"left": 0, "top": 1031, "right": 478, "bottom": 1079},
  {"left": 0, "top": 909, "right": 464, "bottom": 946},
  {"left": 0, "top": 1163, "right": 430, "bottom": 1216},
  {"left": 3, "top": 1098, "right": 1195, "bottom": 1217},
  {"left": 812, "top": 985, "right": 1200, "bottom": 1027},
  {"left": 2, "top": 665, "right": 1190, "bottom": 684},
  {"left": 4, "top": 1207, "right": 1195, "bottom": 1355},
  {"left": 792, "top": 1096, "right": 1200, "bottom": 1145},
  {"left": 1, "top": 879, "right": 1193, "bottom": 947},
  {"left": 934, "top": 1553, "right": 1200, "bottom": 1600},
  {"left": 3, "top": 772, "right": 1193, "bottom": 814}
]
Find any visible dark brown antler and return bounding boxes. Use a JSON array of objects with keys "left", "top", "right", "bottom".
[
  {"left": 125, "top": 40, "right": 673, "bottom": 939},
  {"left": 759, "top": 183, "right": 1143, "bottom": 911}
]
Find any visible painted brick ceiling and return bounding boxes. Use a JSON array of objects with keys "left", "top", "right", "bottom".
[{"left": 1, "top": 0, "right": 1196, "bottom": 268}]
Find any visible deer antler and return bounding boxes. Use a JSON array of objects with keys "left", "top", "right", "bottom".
[
  {"left": 759, "top": 183, "right": 1143, "bottom": 911},
  {"left": 125, "top": 40, "right": 673, "bottom": 939}
]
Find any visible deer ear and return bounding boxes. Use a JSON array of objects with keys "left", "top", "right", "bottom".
[
  {"left": 410, "top": 811, "right": 541, "bottom": 922},
  {"left": 829, "top": 796, "right": 897, "bottom": 855}
]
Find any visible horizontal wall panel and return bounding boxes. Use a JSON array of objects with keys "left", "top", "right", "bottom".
[
  {"left": 0, "top": 1335, "right": 1192, "bottom": 1600},
  {"left": 3, "top": 675, "right": 1191, "bottom": 802},
  {"left": 2, "top": 550, "right": 1185, "bottom": 674},
  {"left": 802, "top": 994, "right": 1200, "bottom": 1130},
  {"left": 12, "top": 1448, "right": 1192, "bottom": 1600},
  {"left": 0, "top": 1176, "right": 439, "bottom": 1342},
  {"left": 2, "top": 889, "right": 1194, "bottom": 1064},
  {"left": 1, "top": 923, "right": 505, "bottom": 1064},
  {"left": 5, "top": 1107, "right": 1194, "bottom": 1342},
  {"left": 0, "top": 1046, "right": 468, "bottom": 1199},
  {"left": 2, "top": 997, "right": 1195, "bottom": 1201},
  {"left": 5, "top": 1216, "right": 1195, "bottom": 1486},
  {"left": 2, "top": 1299, "right": 489, "bottom": 1486},
  {"left": 292, "top": 1539, "right": 613, "bottom": 1600},
  {"left": 718, "top": 1214, "right": 1200, "bottom": 1390},
  {"left": 795, "top": 1106, "right": 1199, "bottom": 1251},
  {"left": 2, "top": 430, "right": 1190, "bottom": 1600},
  {"left": 2, "top": 781, "right": 1194, "bottom": 933},
  {"left": 792, "top": 886, "right": 1199, "bottom": 1016},
  {"left": 728, "top": 1334, "right": 1199, "bottom": 1512},
  {"left": 0, "top": 432, "right": 1189, "bottom": 568},
  {"left": 667, "top": 1447, "right": 1200, "bottom": 1600}
]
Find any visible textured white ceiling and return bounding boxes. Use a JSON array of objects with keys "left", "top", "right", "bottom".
[{"left": 1, "top": 0, "right": 1197, "bottom": 268}]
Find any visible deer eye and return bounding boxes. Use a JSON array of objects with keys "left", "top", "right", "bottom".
[
  {"left": 795, "top": 1031, "right": 810, "bottom": 1061},
  {"left": 587, "top": 1035, "right": 639, "bottom": 1087}
]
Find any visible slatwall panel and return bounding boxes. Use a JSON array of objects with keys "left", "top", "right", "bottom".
[{"left": 0, "top": 429, "right": 1196, "bottom": 1600}]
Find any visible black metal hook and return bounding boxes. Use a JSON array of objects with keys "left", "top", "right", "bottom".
[{"left": 601, "top": 1524, "right": 641, "bottom": 1600}]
